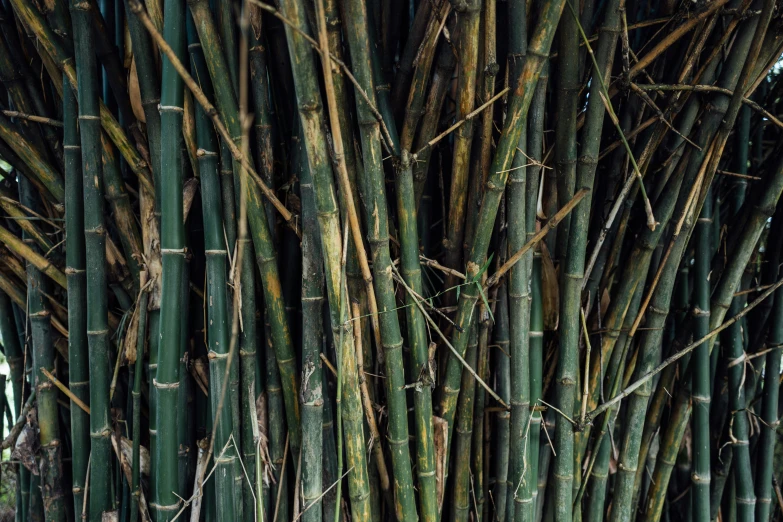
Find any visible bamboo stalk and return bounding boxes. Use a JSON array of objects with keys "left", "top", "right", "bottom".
[
  {"left": 273, "top": 0, "right": 372, "bottom": 517},
  {"left": 436, "top": 0, "right": 568, "bottom": 446},
  {"left": 755, "top": 242, "right": 783, "bottom": 521},
  {"left": 182, "top": 1, "right": 302, "bottom": 459},
  {"left": 340, "top": 0, "right": 419, "bottom": 517},
  {"left": 153, "top": 1, "right": 187, "bottom": 518},
  {"left": 300, "top": 94, "right": 326, "bottom": 522},
  {"left": 189, "top": 16, "right": 240, "bottom": 519},
  {"left": 63, "top": 74, "right": 90, "bottom": 522},
  {"left": 19, "top": 175, "right": 66, "bottom": 522},
  {"left": 71, "top": 0, "right": 114, "bottom": 518}
]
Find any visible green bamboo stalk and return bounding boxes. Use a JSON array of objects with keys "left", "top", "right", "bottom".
[
  {"left": 690, "top": 188, "right": 713, "bottom": 522},
  {"left": 19, "top": 176, "right": 65, "bottom": 522},
  {"left": 321, "top": 374, "right": 338, "bottom": 522},
  {"left": 610, "top": 229, "right": 690, "bottom": 522},
  {"left": 131, "top": 271, "right": 149, "bottom": 522},
  {"left": 215, "top": 0, "right": 239, "bottom": 95},
  {"left": 721, "top": 144, "right": 755, "bottom": 522},
  {"left": 265, "top": 316, "right": 289, "bottom": 522},
  {"left": 317, "top": 3, "right": 378, "bottom": 457},
  {"left": 154, "top": 0, "right": 187, "bottom": 518},
  {"left": 552, "top": 0, "right": 578, "bottom": 268},
  {"left": 754, "top": 241, "right": 783, "bottom": 521},
  {"left": 598, "top": 11, "right": 763, "bottom": 515},
  {"left": 451, "top": 325, "right": 479, "bottom": 522},
  {"left": 340, "top": 0, "right": 418, "bottom": 519},
  {"left": 71, "top": 0, "right": 114, "bottom": 518},
  {"left": 396, "top": 27, "right": 440, "bottom": 522},
  {"left": 186, "top": 0, "right": 301, "bottom": 456},
  {"left": 708, "top": 154, "right": 783, "bottom": 345},
  {"left": 64, "top": 74, "right": 90, "bottom": 522},
  {"left": 505, "top": 1, "right": 533, "bottom": 519},
  {"left": 492, "top": 282, "right": 511, "bottom": 522},
  {"left": 436, "top": 0, "right": 565, "bottom": 461},
  {"left": 580, "top": 153, "right": 686, "bottom": 448},
  {"left": 300, "top": 103, "right": 325, "bottom": 522},
  {"left": 235, "top": 10, "right": 259, "bottom": 518},
  {"left": 274, "top": 0, "right": 371, "bottom": 518},
  {"left": 641, "top": 373, "right": 691, "bottom": 522},
  {"left": 472, "top": 315, "right": 490, "bottom": 522},
  {"left": 0, "top": 288, "right": 26, "bottom": 521},
  {"left": 188, "top": 15, "right": 240, "bottom": 518},
  {"left": 725, "top": 289, "right": 755, "bottom": 522},
  {"left": 630, "top": 263, "right": 688, "bottom": 513},
  {"left": 219, "top": 142, "right": 238, "bottom": 257},
  {"left": 526, "top": 58, "right": 547, "bottom": 520},
  {"left": 468, "top": 10, "right": 498, "bottom": 515},
  {"left": 0, "top": 291, "right": 23, "bottom": 419},
  {"left": 30, "top": 466, "right": 44, "bottom": 522}
]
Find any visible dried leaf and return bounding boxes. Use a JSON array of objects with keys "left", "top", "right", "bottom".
[
  {"left": 123, "top": 21, "right": 133, "bottom": 69},
  {"left": 249, "top": 3, "right": 263, "bottom": 40},
  {"left": 433, "top": 415, "right": 448, "bottom": 511},
  {"left": 183, "top": 91, "right": 198, "bottom": 177},
  {"left": 124, "top": 307, "right": 139, "bottom": 364},
  {"left": 12, "top": 408, "right": 39, "bottom": 475},
  {"left": 600, "top": 288, "right": 611, "bottom": 319},
  {"left": 129, "top": 58, "right": 146, "bottom": 123},
  {"left": 182, "top": 177, "right": 200, "bottom": 223},
  {"left": 120, "top": 436, "right": 151, "bottom": 476},
  {"left": 287, "top": 193, "right": 302, "bottom": 214},
  {"left": 191, "top": 357, "right": 210, "bottom": 397}
]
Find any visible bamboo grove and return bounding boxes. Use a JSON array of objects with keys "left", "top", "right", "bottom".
[{"left": 3, "top": 0, "right": 783, "bottom": 521}]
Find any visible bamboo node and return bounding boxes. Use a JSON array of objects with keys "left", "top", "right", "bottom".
[
  {"left": 386, "top": 436, "right": 410, "bottom": 446},
  {"left": 161, "top": 248, "right": 187, "bottom": 256},
  {"left": 153, "top": 501, "right": 182, "bottom": 512},
  {"left": 152, "top": 378, "right": 180, "bottom": 390},
  {"left": 692, "top": 307, "right": 710, "bottom": 317},
  {"left": 691, "top": 394, "right": 711, "bottom": 404},
  {"left": 691, "top": 472, "right": 711, "bottom": 484},
  {"left": 158, "top": 105, "right": 185, "bottom": 113}
]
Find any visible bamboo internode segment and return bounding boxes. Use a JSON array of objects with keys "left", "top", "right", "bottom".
[{"left": 2, "top": 1, "right": 783, "bottom": 522}]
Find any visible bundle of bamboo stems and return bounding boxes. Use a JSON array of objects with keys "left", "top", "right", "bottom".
[{"left": 1, "top": 0, "right": 783, "bottom": 521}]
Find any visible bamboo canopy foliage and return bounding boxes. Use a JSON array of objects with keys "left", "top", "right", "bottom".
[{"left": 5, "top": 1, "right": 783, "bottom": 522}]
